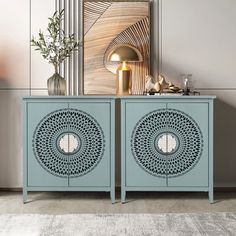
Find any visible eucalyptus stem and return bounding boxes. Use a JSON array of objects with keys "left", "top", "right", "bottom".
[
  {"left": 31, "top": 9, "right": 80, "bottom": 72},
  {"left": 54, "top": 64, "right": 58, "bottom": 74}
]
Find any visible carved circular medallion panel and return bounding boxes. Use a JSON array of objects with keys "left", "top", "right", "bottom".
[
  {"left": 33, "top": 109, "right": 105, "bottom": 178},
  {"left": 131, "top": 109, "right": 203, "bottom": 178}
]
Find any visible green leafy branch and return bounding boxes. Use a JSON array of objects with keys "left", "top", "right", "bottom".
[{"left": 31, "top": 10, "right": 80, "bottom": 73}]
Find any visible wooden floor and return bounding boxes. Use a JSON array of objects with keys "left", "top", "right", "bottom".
[{"left": 0, "top": 191, "right": 236, "bottom": 214}]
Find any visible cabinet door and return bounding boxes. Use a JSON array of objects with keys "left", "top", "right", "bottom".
[
  {"left": 68, "top": 102, "right": 111, "bottom": 187},
  {"left": 166, "top": 103, "right": 209, "bottom": 187},
  {"left": 125, "top": 101, "right": 167, "bottom": 187},
  {"left": 27, "top": 102, "right": 69, "bottom": 187}
]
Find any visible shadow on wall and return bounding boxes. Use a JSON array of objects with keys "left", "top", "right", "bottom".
[
  {"left": 0, "top": 51, "right": 23, "bottom": 187},
  {"left": 0, "top": 50, "right": 11, "bottom": 88},
  {"left": 0, "top": 91, "right": 23, "bottom": 188},
  {"left": 0, "top": 41, "right": 29, "bottom": 89},
  {"left": 160, "top": 60, "right": 222, "bottom": 90},
  {"left": 214, "top": 98, "right": 236, "bottom": 186}
]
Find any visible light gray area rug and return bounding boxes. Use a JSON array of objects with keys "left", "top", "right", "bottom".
[{"left": 0, "top": 213, "right": 236, "bottom": 236}]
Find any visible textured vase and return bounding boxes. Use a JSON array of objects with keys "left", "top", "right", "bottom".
[{"left": 47, "top": 73, "right": 66, "bottom": 96}]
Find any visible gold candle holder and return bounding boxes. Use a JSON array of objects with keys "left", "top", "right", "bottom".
[{"left": 116, "top": 62, "right": 132, "bottom": 95}]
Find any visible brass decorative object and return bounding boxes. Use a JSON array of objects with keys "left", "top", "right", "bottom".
[
  {"left": 106, "top": 44, "right": 143, "bottom": 95},
  {"left": 145, "top": 75, "right": 160, "bottom": 92},
  {"left": 116, "top": 62, "right": 132, "bottom": 95},
  {"left": 145, "top": 74, "right": 180, "bottom": 94},
  {"left": 106, "top": 44, "right": 142, "bottom": 62}
]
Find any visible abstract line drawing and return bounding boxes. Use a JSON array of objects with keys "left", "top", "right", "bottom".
[{"left": 84, "top": 0, "right": 149, "bottom": 94}]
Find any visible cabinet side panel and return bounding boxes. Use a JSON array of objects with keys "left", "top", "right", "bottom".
[
  {"left": 208, "top": 100, "right": 214, "bottom": 202},
  {"left": 23, "top": 101, "right": 28, "bottom": 193}
]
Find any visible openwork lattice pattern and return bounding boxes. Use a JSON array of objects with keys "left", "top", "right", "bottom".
[
  {"left": 131, "top": 109, "right": 203, "bottom": 178},
  {"left": 33, "top": 109, "right": 105, "bottom": 178}
]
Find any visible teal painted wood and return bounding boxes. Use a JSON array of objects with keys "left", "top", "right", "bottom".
[
  {"left": 27, "top": 186, "right": 111, "bottom": 191},
  {"left": 125, "top": 186, "right": 210, "bottom": 191},
  {"left": 110, "top": 100, "right": 116, "bottom": 203},
  {"left": 125, "top": 102, "right": 167, "bottom": 187},
  {"left": 208, "top": 99, "right": 214, "bottom": 203},
  {"left": 23, "top": 97, "right": 115, "bottom": 203},
  {"left": 23, "top": 95, "right": 215, "bottom": 204},
  {"left": 120, "top": 96, "right": 215, "bottom": 203},
  {"left": 27, "top": 102, "right": 69, "bottom": 187},
  {"left": 22, "top": 95, "right": 215, "bottom": 100},
  {"left": 23, "top": 100, "right": 28, "bottom": 203},
  {"left": 68, "top": 102, "right": 111, "bottom": 187},
  {"left": 166, "top": 102, "right": 209, "bottom": 187},
  {"left": 121, "top": 100, "right": 126, "bottom": 204}
]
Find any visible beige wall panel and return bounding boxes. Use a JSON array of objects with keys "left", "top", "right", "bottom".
[
  {"left": 30, "top": 89, "right": 48, "bottom": 96},
  {"left": 161, "top": 0, "right": 236, "bottom": 89},
  {"left": 0, "top": 0, "right": 29, "bottom": 89},
  {"left": 0, "top": 90, "right": 29, "bottom": 188},
  {"left": 31, "top": 0, "right": 55, "bottom": 89}
]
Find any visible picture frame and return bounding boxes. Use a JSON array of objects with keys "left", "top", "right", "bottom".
[{"left": 83, "top": 0, "right": 150, "bottom": 95}]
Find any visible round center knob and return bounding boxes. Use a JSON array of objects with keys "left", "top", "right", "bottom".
[
  {"left": 58, "top": 133, "right": 80, "bottom": 154},
  {"left": 155, "top": 133, "right": 178, "bottom": 154}
]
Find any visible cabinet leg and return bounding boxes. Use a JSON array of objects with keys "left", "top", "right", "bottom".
[
  {"left": 23, "top": 189, "right": 28, "bottom": 204},
  {"left": 110, "top": 189, "right": 115, "bottom": 204},
  {"left": 209, "top": 190, "right": 214, "bottom": 204},
  {"left": 121, "top": 189, "right": 126, "bottom": 204}
]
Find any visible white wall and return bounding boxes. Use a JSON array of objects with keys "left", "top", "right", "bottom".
[
  {"left": 160, "top": 0, "right": 236, "bottom": 187},
  {"left": 0, "top": 0, "right": 236, "bottom": 188},
  {"left": 0, "top": 0, "right": 54, "bottom": 188},
  {"left": 0, "top": 0, "right": 29, "bottom": 188}
]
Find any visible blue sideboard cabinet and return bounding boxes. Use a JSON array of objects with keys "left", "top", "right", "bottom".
[
  {"left": 23, "top": 96, "right": 115, "bottom": 203},
  {"left": 120, "top": 96, "right": 215, "bottom": 203}
]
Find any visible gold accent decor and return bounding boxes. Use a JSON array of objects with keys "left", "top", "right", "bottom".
[
  {"left": 104, "top": 17, "right": 149, "bottom": 95},
  {"left": 106, "top": 44, "right": 143, "bottom": 95},
  {"left": 145, "top": 74, "right": 181, "bottom": 94},
  {"left": 105, "top": 44, "right": 143, "bottom": 62},
  {"left": 116, "top": 61, "right": 132, "bottom": 95}
]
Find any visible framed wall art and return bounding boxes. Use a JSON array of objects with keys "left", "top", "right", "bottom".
[{"left": 83, "top": 0, "right": 150, "bottom": 95}]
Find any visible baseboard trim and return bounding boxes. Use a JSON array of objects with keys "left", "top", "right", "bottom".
[
  {"left": 0, "top": 188, "right": 22, "bottom": 192},
  {"left": 1, "top": 187, "right": 236, "bottom": 192},
  {"left": 116, "top": 186, "right": 236, "bottom": 192},
  {"left": 214, "top": 187, "right": 236, "bottom": 192}
]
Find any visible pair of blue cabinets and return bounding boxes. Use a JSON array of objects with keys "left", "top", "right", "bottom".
[{"left": 23, "top": 96, "right": 215, "bottom": 203}]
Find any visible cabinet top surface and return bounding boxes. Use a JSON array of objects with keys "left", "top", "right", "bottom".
[{"left": 23, "top": 95, "right": 216, "bottom": 100}]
